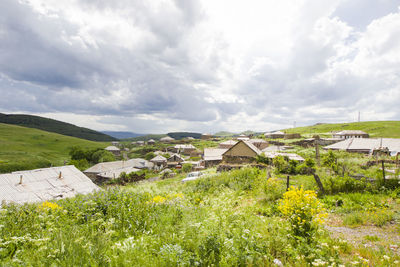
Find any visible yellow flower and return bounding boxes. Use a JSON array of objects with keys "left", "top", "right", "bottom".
[{"left": 39, "top": 201, "right": 61, "bottom": 211}]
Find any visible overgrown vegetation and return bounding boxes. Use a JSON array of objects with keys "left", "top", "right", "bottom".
[{"left": 1, "top": 167, "right": 398, "bottom": 265}]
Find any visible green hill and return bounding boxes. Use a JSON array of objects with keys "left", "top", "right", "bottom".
[
  {"left": 0, "top": 113, "right": 116, "bottom": 141},
  {"left": 284, "top": 121, "right": 400, "bottom": 138},
  {"left": 0, "top": 123, "right": 107, "bottom": 173}
]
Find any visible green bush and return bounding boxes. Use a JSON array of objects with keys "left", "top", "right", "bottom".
[
  {"left": 145, "top": 152, "right": 156, "bottom": 160},
  {"left": 182, "top": 163, "right": 193, "bottom": 173}
]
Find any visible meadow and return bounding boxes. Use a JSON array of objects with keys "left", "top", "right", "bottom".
[
  {"left": 1, "top": 165, "right": 399, "bottom": 266},
  {"left": 284, "top": 121, "right": 400, "bottom": 138},
  {"left": 0, "top": 123, "right": 107, "bottom": 173}
]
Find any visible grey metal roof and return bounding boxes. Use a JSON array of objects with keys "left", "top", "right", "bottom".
[
  {"left": 0, "top": 165, "right": 100, "bottom": 205},
  {"left": 174, "top": 144, "right": 196, "bottom": 149},
  {"left": 150, "top": 155, "right": 167, "bottom": 162},
  {"left": 97, "top": 166, "right": 140, "bottom": 179},
  {"left": 324, "top": 138, "right": 400, "bottom": 154},
  {"left": 219, "top": 140, "right": 238, "bottom": 145},
  {"left": 263, "top": 152, "right": 304, "bottom": 162},
  {"left": 335, "top": 130, "right": 368, "bottom": 135},
  {"left": 105, "top": 145, "right": 120, "bottom": 151},
  {"left": 84, "top": 159, "right": 152, "bottom": 173},
  {"left": 203, "top": 148, "right": 228, "bottom": 161}
]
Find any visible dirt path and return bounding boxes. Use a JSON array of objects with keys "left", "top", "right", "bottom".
[{"left": 325, "top": 224, "right": 400, "bottom": 254}]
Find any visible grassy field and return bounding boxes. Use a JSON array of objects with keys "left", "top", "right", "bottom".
[
  {"left": 1, "top": 166, "right": 399, "bottom": 266},
  {"left": 0, "top": 113, "right": 116, "bottom": 141},
  {"left": 284, "top": 121, "right": 400, "bottom": 138},
  {"left": 0, "top": 123, "right": 108, "bottom": 173}
]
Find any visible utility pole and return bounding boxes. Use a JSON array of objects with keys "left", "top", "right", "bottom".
[{"left": 358, "top": 111, "right": 360, "bottom": 122}]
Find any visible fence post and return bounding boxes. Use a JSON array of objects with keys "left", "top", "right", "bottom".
[
  {"left": 313, "top": 173, "right": 325, "bottom": 195},
  {"left": 381, "top": 160, "right": 386, "bottom": 183},
  {"left": 315, "top": 141, "right": 320, "bottom": 167},
  {"left": 286, "top": 175, "right": 290, "bottom": 191}
]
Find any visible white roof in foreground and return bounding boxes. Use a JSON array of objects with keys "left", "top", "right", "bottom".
[
  {"left": 324, "top": 138, "right": 400, "bottom": 154},
  {"left": 0, "top": 165, "right": 100, "bottom": 205}
]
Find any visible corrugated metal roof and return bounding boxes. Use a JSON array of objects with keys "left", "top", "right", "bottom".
[
  {"left": 150, "top": 155, "right": 167, "bottom": 162},
  {"left": 1, "top": 165, "right": 100, "bottom": 205},
  {"left": 263, "top": 152, "right": 304, "bottom": 162},
  {"left": 105, "top": 146, "right": 120, "bottom": 151},
  {"left": 84, "top": 159, "right": 152, "bottom": 173},
  {"left": 204, "top": 148, "right": 228, "bottom": 161},
  {"left": 219, "top": 140, "right": 238, "bottom": 145},
  {"left": 324, "top": 138, "right": 400, "bottom": 154},
  {"left": 97, "top": 166, "right": 140, "bottom": 179},
  {"left": 174, "top": 144, "right": 196, "bottom": 149}
]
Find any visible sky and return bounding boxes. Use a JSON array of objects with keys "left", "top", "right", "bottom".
[{"left": 1, "top": 0, "right": 400, "bottom": 134}]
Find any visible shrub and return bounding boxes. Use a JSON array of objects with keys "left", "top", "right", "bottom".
[
  {"left": 323, "top": 175, "right": 370, "bottom": 194},
  {"left": 264, "top": 178, "right": 285, "bottom": 201},
  {"left": 279, "top": 187, "right": 327, "bottom": 240},
  {"left": 69, "top": 159, "right": 89, "bottom": 171},
  {"left": 182, "top": 163, "right": 193, "bottom": 173},
  {"left": 145, "top": 152, "right": 156, "bottom": 160}
]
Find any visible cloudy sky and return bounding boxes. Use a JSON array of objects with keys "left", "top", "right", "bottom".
[{"left": 1, "top": 0, "right": 400, "bottom": 134}]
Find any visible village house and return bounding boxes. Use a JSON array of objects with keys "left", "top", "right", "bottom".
[
  {"left": 147, "top": 139, "right": 156, "bottom": 145},
  {"left": 249, "top": 139, "right": 268, "bottom": 150},
  {"left": 222, "top": 140, "right": 261, "bottom": 164},
  {"left": 174, "top": 144, "right": 196, "bottom": 155},
  {"left": 0, "top": 166, "right": 100, "bottom": 205},
  {"left": 284, "top": 133, "right": 302, "bottom": 139},
  {"left": 150, "top": 155, "right": 168, "bottom": 170},
  {"left": 201, "top": 133, "right": 213, "bottom": 140},
  {"left": 105, "top": 145, "right": 121, "bottom": 156},
  {"left": 111, "top": 141, "right": 120, "bottom": 146},
  {"left": 167, "top": 154, "right": 184, "bottom": 168},
  {"left": 324, "top": 138, "right": 400, "bottom": 155},
  {"left": 263, "top": 152, "right": 305, "bottom": 162},
  {"left": 218, "top": 140, "right": 238, "bottom": 149},
  {"left": 84, "top": 158, "right": 153, "bottom": 183},
  {"left": 203, "top": 148, "right": 228, "bottom": 167},
  {"left": 237, "top": 134, "right": 250, "bottom": 141},
  {"left": 160, "top": 136, "right": 175, "bottom": 143},
  {"left": 332, "top": 130, "right": 369, "bottom": 139},
  {"left": 264, "top": 131, "right": 285, "bottom": 139}
]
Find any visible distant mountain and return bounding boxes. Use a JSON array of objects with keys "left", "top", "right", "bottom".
[
  {"left": 102, "top": 131, "right": 144, "bottom": 139},
  {"left": 167, "top": 132, "right": 202, "bottom": 140},
  {"left": 125, "top": 134, "right": 167, "bottom": 142},
  {"left": 214, "top": 131, "right": 236, "bottom": 137},
  {"left": 0, "top": 113, "right": 116, "bottom": 142}
]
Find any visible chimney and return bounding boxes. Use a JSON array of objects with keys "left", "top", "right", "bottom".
[
  {"left": 19, "top": 175, "right": 23, "bottom": 184},
  {"left": 59, "top": 172, "right": 62, "bottom": 179}
]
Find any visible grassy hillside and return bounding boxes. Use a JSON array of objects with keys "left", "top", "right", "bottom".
[
  {"left": 0, "top": 113, "right": 116, "bottom": 141},
  {"left": 0, "top": 123, "right": 107, "bottom": 173},
  {"left": 284, "top": 121, "right": 400, "bottom": 138}
]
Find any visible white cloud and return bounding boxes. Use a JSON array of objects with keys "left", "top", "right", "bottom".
[{"left": 0, "top": 0, "right": 399, "bottom": 133}]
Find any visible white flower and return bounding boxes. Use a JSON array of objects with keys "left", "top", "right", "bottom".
[
  {"left": 383, "top": 255, "right": 390, "bottom": 261},
  {"left": 273, "top": 259, "right": 283, "bottom": 266}
]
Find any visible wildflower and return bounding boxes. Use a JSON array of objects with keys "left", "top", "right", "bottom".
[
  {"left": 273, "top": 258, "right": 283, "bottom": 266},
  {"left": 312, "top": 259, "right": 327, "bottom": 266},
  {"left": 38, "top": 201, "right": 61, "bottom": 211},
  {"left": 383, "top": 255, "right": 390, "bottom": 261}
]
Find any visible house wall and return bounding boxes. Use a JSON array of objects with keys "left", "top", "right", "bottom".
[{"left": 223, "top": 141, "right": 258, "bottom": 158}]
